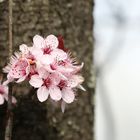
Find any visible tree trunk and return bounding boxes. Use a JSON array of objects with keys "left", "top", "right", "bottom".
[{"left": 0, "top": 0, "right": 94, "bottom": 140}]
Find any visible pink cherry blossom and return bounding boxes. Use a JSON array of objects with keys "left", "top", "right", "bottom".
[
  {"left": 29, "top": 67, "right": 62, "bottom": 102},
  {"left": 2, "top": 34, "right": 85, "bottom": 112},
  {"left": 3, "top": 52, "right": 30, "bottom": 83},
  {"left": 32, "top": 35, "right": 67, "bottom": 66},
  {"left": 58, "top": 75, "right": 84, "bottom": 103},
  {"left": 45, "top": 34, "right": 59, "bottom": 49}
]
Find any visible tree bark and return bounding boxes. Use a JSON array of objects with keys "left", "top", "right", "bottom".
[{"left": 0, "top": 0, "right": 94, "bottom": 140}]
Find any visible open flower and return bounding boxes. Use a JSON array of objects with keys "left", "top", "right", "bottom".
[
  {"left": 32, "top": 35, "right": 67, "bottom": 66},
  {"left": 3, "top": 52, "right": 30, "bottom": 83},
  {"left": 29, "top": 67, "right": 62, "bottom": 102},
  {"left": 58, "top": 75, "right": 84, "bottom": 103}
]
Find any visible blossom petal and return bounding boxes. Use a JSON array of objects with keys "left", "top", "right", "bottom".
[
  {"left": 72, "top": 62, "right": 84, "bottom": 74},
  {"left": 41, "top": 55, "right": 54, "bottom": 65},
  {"left": 16, "top": 75, "right": 26, "bottom": 83},
  {"left": 67, "top": 75, "right": 84, "bottom": 88},
  {"left": 62, "top": 88, "right": 75, "bottom": 104},
  {"left": 49, "top": 86, "right": 62, "bottom": 101},
  {"left": 12, "top": 96, "right": 17, "bottom": 104},
  {"left": 3, "top": 85, "right": 8, "bottom": 94},
  {"left": 29, "top": 75, "right": 43, "bottom": 88},
  {"left": 19, "top": 44, "right": 29, "bottom": 54},
  {"left": 38, "top": 67, "right": 49, "bottom": 79},
  {"left": 58, "top": 66, "right": 74, "bottom": 73},
  {"left": 45, "top": 34, "right": 58, "bottom": 49},
  {"left": 4, "top": 77, "right": 14, "bottom": 86},
  {"left": 49, "top": 73, "right": 61, "bottom": 85},
  {"left": 37, "top": 86, "right": 49, "bottom": 102},
  {"left": 51, "top": 49, "right": 67, "bottom": 60},
  {"left": 3, "top": 92, "right": 17, "bottom": 104},
  {"left": 33, "top": 35, "right": 45, "bottom": 48},
  {"left": 31, "top": 47, "right": 43, "bottom": 59},
  {"left": 0, "top": 95, "right": 4, "bottom": 105}
]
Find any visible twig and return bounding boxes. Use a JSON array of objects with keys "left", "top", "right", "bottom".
[
  {"left": 8, "top": 0, "right": 13, "bottom": 57},
  {"left": 4, "top": 84, "right": 13, "bottom": 140},
  {"left": 4, "top": 0, "right": 13, "bottom": 140}
]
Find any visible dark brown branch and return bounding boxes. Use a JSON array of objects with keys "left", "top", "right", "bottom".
[
  {"left": 8, "top": 0, "right": 13, "bottom": 57},
  {"left": 4, "top": 0, "right": 13, "bottom": 140}
]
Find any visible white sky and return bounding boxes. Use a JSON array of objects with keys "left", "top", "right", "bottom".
[{"left": 94, "top": 0, "right": 140, "bottom": 140}]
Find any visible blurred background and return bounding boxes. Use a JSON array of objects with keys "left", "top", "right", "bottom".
[
  {"left": 94, "top": 0, "right": 140, "bottom": 140},
  {"left": 0, "top": 0, "right": 94, "bottom": 140}
]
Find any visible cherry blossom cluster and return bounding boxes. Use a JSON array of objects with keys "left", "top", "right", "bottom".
[{"left": 1, "top": 34, "right": 85, "bottom": 111}]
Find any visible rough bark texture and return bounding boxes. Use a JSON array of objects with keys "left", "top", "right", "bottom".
[{"left": 0, "top": 0, "right": 94, "bottom": 140}]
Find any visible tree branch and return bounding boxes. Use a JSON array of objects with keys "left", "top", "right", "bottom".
[{"left": 4, "top": 0, "right": 13, "bottom": 140}]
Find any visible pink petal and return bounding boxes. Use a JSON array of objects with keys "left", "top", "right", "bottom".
[
  {"left": 45, "top": 35, "right": 58, "bottom": 49},
  {"left": 29, "top": 75, "right": 43, "bottom": 88},
  {"left": 49, "top": 86, "right": 62, "bottom": 101},
  {"left": 12, "top": 97, "right": 17, "bottom": 104},
  {"left": 45, "top": 65, "right": 55, "bottom": 73},
  {"left": 67, "top": 75, "right": 84, "bottom": 88},
  {"left": 58, "top": 66, "right": 74, "bottom": 73},
  {"left": 0, "top": 95, "right": 4, "bottom": 105},
  {"left": 33, "top": 35, "right": 45, "bottom": 48},
  {"left": 37, "top": 86, "right": 49, "bottom": 102},
  {"left": 38, "top": 67, "right": 49, "bottom": 79},
  {"left": 3, "top": 85, "right": 8, "bottom": 94},
  {"left": 51, "top": 49, "right": 67, "bottom": 60},
  {"left": 41, "top": 55, "right": 54, "bottom": 65},
  {"left": 71, "top": 62, "right": 84, "bottom": 74},
  {"left": 49, "top": 73, "right": 61, "bottom": 85},
  {"left": 31, "top": 47, "right": 43, "bottom": 59},
  {"left": 3, "top": 77, "right": 14, "bottom": 85},
  {"left": 19, "top": 44, "right": 29, "bottom": 54},
  {"left": 2, "top": 92, "right": 17, "bottom": 104},
  {"left": 16, "top": 75, "right": 26, "bottom": 83},
  {"left": 62, "top": 88, "right": 75, "bottom": 104},
  {"left": 57, "top": 72, "right": 67, "bottom": 80}
]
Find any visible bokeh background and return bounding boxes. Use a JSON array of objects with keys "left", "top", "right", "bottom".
[{"left": 94, "top": 0, "right": 140, "bottom": 140}]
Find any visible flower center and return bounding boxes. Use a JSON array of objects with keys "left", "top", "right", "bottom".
[
  {"left": 43, "top": 47, "right": 52, "bottom": 54},
  {"left": 58, "top": 60, "right": 66, "bottom": 66},
  {"left": 50, "top": 64, "right": 57, "bottom": 70},
  {"left": 44, "top": 78, "right": 51, "bottom": 88},
  {"left": 0, "top": 86, "right": 4, "bottom": 95},
  {"left": 58, "top": 80, "right": 67, "bottom": 90}
]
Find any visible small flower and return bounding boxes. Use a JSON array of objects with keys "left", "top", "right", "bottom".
[
  {"left": 29, "top": 67, "right": 62, "bottom": 102},
  {"left": 58, "top": 75, "right": 84, "bottom": 103},
  {"left": 3, "top": 52, "right": 30, "bottom": 83},
  {"left": 32, "top": 35, "right": 67, "bottom": 66}
]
